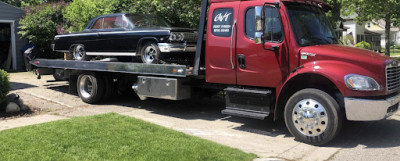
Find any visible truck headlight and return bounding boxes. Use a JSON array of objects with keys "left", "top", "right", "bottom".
[{"left": 345, "top": 74, "right": 380, "bottom": 91}]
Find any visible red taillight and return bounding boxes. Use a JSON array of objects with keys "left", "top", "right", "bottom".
[{"left": 34, "top": 61, "right": 39, "bottom": 64}]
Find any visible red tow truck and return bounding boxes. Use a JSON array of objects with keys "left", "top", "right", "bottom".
[{"left": 31, "top": 0, "right": 400, "bottom": 145}]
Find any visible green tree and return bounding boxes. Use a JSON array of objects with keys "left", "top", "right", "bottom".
[
  {"left": 63, "top": 0, "right": 202, "bottom": 32},
  {"left": 0, "top": 0, "right": 71, "bottom": 8},
  {"left": 323, "top": 0, "right": 346, "bottom": 27},
  {"left": 344, "top": 0, "right": 400, "bottom": 56},
  {"left": 118, "top": 0, "right": 202, "bottom": 28},
  {"left": 62, "top": 0, "right": 119, "bottom": 32},
  {"left": 18, "top": 2, "right": 68, "bottom": 58}
]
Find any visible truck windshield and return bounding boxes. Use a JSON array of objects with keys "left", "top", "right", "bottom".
[
  {"left": 286, "top": 3, "right": 338, "bottom": 46},
  {"left": 126, "top": 14, "right": 171, "bottom": 28}
]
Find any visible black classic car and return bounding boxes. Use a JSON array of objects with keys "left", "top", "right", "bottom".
[{"left": 52, "top": 13, "right": 197, "bottom": 64}]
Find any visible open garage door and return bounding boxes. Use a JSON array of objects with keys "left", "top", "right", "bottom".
[{"left": 0, "top": 23, "right": 11, "bottom": 70}]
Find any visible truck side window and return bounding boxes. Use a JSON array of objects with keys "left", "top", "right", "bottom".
[
  {"left": 245, "top": 7, "right": 283, "bottom": 42},
  {"left": 211, "top": 8, "right": 234, "bottom": 37}
]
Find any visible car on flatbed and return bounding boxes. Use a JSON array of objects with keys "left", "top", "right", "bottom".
[{"left": 52, "top": 13, "right": 198, "bottom": 64}]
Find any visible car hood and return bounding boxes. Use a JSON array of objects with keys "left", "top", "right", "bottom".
[{"left": 300, "top": 44, "right": 390, "bottom": 70}]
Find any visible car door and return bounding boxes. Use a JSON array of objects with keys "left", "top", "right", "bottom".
[
  {"left": 205, "top": 1, "right": 240, "bottom": 85},
  {"left": 235, "top": 1, "right": 289, "bottom": 87},
  {"left": 97, "top": 16, "right": 128, "bottom": 52}
]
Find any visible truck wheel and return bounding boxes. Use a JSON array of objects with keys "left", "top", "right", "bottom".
[
  {"left": 284, "top": 89, "right": 343, "bottom": 145},
  {"left": 140, "top": 42, "right": 160, "bottom": 64},
  {"left": 73, "top": 45, "right": 91, "bottom": 61},
  {"left": 77, "top": 73, "right": 105, "bottom": 104}
]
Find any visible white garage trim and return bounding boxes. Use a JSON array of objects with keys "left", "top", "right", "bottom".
[{"left": 0, "top": 20, "right": 17, "bottom": 71}]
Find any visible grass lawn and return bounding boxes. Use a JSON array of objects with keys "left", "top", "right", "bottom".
[{"left": 0, "top": 113, "right": 257, "bottom": 161}]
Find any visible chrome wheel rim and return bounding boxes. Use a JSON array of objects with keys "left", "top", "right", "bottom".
[
  {"left": 74, "top": 46, "right": 85, "bottom": 60},
  {"left": 142, "top": 46, "right": 157, "bottom": 64},
  {"left": 79, "top": 75, "right": 95, "bottom": 98},
  {"left": 292, "top": 99, "right": 328, "bottom": 137}
]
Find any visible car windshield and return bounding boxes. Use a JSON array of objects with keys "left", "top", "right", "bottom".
[
  {"left": 126, "top": 14, "right": 171, "bottom": 28},
  {"left": 286, "top": 3, "right": 338, "bottom": 46}
]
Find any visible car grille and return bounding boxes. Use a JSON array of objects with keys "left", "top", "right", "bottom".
[
  {"left": 183, "top": 32, "right": 198, "bottom": 43},
  {"left": 387, "top": 65, "right": 400, "bottom": 90}
]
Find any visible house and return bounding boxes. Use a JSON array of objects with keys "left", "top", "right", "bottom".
[
  {"left": 366, "top": 20, "right": 400, "bottom": 47},
  {"left": 0, "top": 1, "right": 27, "bottom": 71},
  {"left": 342, "top": 14, "right": 382, "bottom": 51}
]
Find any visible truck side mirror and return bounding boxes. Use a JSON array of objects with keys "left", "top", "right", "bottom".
[{"left": 254, "top": 6, "right": 264, "bottom": 44}]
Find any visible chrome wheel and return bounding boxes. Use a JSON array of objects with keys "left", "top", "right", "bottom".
[
  {"left": 142, "top": 45, "right": 158, "bottom": 64},
  {"left": 292, "top": 99, "right": 328, "bottom": 137},
  {"left": 79, "top": 75, "right": 96, "bottom": 99},
  {"left": 74, "top": 45, "right": 85, "bottom": 61}
]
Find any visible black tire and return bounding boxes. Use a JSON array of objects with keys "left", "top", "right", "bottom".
[
  {"left": 140, "top": 42, "right": 161, "bottom": 64},
  {"left": 102, "top": 76, "right": 115, "bottom": 101},
  {"left": 284, "top": 89, "right": 343, "bottom": 145},
  {"left": 53, "top": 69, "right": 68, "bottom": 81},
  {"left": 72, "top": 45, "right": 91, "bottom": 61},
  {"left": 77, "top": 73, "right": 105, "bottom": 104}
]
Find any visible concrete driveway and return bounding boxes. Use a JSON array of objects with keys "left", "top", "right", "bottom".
[{"left": 5, "top": 72, "right": 400, "bottom": 161}]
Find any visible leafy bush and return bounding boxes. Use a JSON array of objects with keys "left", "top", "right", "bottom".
[
  {"left": 63, "top": 0, "right": 118, "bottom": 32},
  {"left": 394, "top": 45, "right": 400, "bottom": 50},
  {"left": 355, "top": 41, "right": 371, "bottom": 50},
  {"left": 18, "top": 2, "right": 68, "bottom": 59},
  {"left": 120, "top": 0, "right": 202, "bottom": 28},
  {"left": 0, "top": 69, "right": 10, "bottom": 107},
  {"left": 63, "top": 0, "right": 202, "bottom": 32}
]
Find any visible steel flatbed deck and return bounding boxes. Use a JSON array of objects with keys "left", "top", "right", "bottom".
[{"left": 30, "top": 59, "right": 192, "bottom": 77}]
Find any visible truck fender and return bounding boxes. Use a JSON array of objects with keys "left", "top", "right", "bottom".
[{"left": 274, "top": 60, "right": 379, "bottom": 119}]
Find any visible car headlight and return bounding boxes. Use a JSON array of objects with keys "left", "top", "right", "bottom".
[
  {"left": 169, "top": 33, "right": 177, "bottom": 41},
  {"left": 169, "top": 32, "right": 184, "bottom": 42},
  {"left": 345, "top": 74, "right": 380, "bottom": 91}
]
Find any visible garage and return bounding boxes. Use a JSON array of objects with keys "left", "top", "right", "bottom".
[{"left": 0, "top": 2, "right": 27, "bottom": 71}]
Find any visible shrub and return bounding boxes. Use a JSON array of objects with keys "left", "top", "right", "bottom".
[
  {"left": 355, "top": 41, "right": 371, "bottom": 50},
  {"left": 0, "top": 69, "right": 10, "bottom": 107},
  {"left": 18, "top": 2, "right": 68, "bottom": 59},
  {"left": 394, "top": 45, "right": 400, "bottom": 50},
  {"left": 63, "top": 0, "right": 202, "bottom": 32},
  {"left": 63, "top": 0, "right": 118, "bottom": 32}
]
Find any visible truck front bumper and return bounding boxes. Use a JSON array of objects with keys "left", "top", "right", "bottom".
[
  {"left": 158, "top": 43, "right": 196, "bottom": 53},
  {"left": 345, "top": 93, "right": 400, "bottom": 121}
]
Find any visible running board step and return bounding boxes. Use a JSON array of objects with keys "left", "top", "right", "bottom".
[
  {"left": 222, "top": 108, "right": 269, "bottom": 120},
  {"left": 222, "top": 87, "right": 273, "bottom": 120}
]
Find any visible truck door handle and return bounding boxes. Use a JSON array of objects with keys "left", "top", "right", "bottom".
[
  {"left": 238, "top": 54, "right": 246, "bottom": 69},
  {"left": 230, "top": 20, "right": 237, "bottom": 69}
]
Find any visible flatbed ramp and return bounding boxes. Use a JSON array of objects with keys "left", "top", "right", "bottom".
[{"left": 30, "top": 59, "right": 192, "bottom": 77}]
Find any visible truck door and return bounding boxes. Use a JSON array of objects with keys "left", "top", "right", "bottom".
[
  {"left": 235, "top": 2, "right": 288, "bottom": 87},
  {"left": 205, "top": 1, "right": 240, "bottom": 85}
]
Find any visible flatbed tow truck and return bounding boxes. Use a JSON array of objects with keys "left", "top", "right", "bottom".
[{"left": 31, "top": 0, "right": 400, "bottom": 145}]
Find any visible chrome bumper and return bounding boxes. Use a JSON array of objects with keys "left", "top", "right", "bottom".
[
  {"left": 157, "top": 43, "right": 196, "bottom": 53},
  {"left": 345, "top": 93, "right": 400, "bottom": 121}
]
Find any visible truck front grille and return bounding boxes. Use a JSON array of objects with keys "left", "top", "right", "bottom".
[{"left": 386, "top": 65, "right": 400, "bottom": 90}]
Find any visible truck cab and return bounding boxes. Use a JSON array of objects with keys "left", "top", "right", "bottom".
[{"left": 205, "top": 0, "right": 399, "bottom": 145}]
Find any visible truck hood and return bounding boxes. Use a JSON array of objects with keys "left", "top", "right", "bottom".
[{"left": 300, "top": 44, "right": 390, "bottom": 71}]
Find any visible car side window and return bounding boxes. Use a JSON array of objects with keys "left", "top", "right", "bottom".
[
  {"left": 102, "top": 16, "right": 127, "bottom": 29},
  {"left": 91, "top": 18, "right": 103, "bottom": 29},
  {"left": 103, "top": 17, "right": 117, "bottom": 29},
  {"left": 245, "top": 7, "right": 283, "bottom": 42}
]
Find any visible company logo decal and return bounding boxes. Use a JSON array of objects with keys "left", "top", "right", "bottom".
[{"left": 214, "top": 12, "right": 232, "bottom": 22}]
